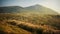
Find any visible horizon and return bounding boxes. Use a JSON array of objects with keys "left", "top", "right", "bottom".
[{"left": 0, "top": 0, "right": 60, "bottom": 13}]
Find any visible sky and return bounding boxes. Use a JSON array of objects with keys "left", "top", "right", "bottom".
[{"left": 0, "top": 0, "right": 60, "bottom": 13}]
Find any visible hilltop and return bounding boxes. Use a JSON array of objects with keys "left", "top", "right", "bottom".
[
  {"left": 0, "top": 4, "right": 59, "bottom": 15},
  {"left": 0, "top": 4, "right": 60, "bottom": 34}
]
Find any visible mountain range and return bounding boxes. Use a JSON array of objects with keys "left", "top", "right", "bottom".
[
  {"left": 0, "top": 4, "right": 60, "bottom": 34},
  {"left": 0, "top": 4, "right": 59, "bottom": 15}
]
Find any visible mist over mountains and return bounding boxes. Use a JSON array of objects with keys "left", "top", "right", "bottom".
[{"left": 0, "top": 4, "right": 59, "bottom": 15}]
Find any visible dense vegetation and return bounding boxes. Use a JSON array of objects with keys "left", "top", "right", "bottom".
[{"left": 0, "top": 13, "right": 60, "bottom": 34}]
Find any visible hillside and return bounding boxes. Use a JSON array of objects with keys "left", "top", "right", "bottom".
[
  {"left": 0, "top": 4, "right": 59, "bottom": 15},
  {"left": 0, "top": 13, "right": 60, "bottom": 34},
  {"left": 0, "top": 4, "right": 60, "bottom": 34},
  {"left": 24, "top": 4, "right": 58, "bottom": 15},
  {"left": 0, "top": 6, "right": 25, "bottom": 13},
  {"left": 0, "top": 20, "right": 32, "bottom": 34}
]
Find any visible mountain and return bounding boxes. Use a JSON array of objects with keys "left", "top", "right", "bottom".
[
  {"left": 0, "top": 5, "right": 60, "bottom": 34},
  {"left": 0, "top": 6, "right": 24, "bottom": 13},
  {"left": 0, "top": 4, "right": 59, "bottom": 15},
  {"left": 25, "top": 4, "right": 58, "bottom": 15}
]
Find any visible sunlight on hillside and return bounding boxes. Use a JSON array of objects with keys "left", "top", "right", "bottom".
[{"left": 0, "top": 13, "right": 60, "bottom": 34}]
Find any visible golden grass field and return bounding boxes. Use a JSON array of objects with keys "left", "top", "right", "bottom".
[{"left": 0, "top": 13, "right": 60, "bottom": 34}]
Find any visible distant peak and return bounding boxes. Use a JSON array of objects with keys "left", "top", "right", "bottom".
[
  {"left": 30, "top": 4, "right": 43, "bottom": 7},
  {"left": 34, "top": 4, "right": 40, "bottom": 6},
  {"left": 24, "top": 4, "right": 42, "bottom": 8}
]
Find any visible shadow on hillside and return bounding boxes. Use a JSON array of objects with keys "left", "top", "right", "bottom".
[{"left": 0, "top": 30, "right": 7, "bottom": 34}]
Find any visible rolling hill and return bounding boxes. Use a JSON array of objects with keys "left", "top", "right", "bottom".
[
  {"left": 0, "top": 4, "right": 59, "bottom": 15},
  {"left": 0, "top": 6, "right": 25, "bottom": 13},
  {"left": 25, "top": 4, "right": 58, "bottom": 15},
  {"left": 0, "top": 4, "right": 60, "bottom": 34}
]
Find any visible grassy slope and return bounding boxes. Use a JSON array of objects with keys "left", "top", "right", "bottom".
[
  {"left": 0, "top": 13, "right": 60, "bottom": 34},
  {"left": 0, "top": 20, "right": 32, "bottom": 34}
]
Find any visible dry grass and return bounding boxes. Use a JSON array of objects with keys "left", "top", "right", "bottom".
[
  {"left": 0, "top": 13, "right": 60, "bottom": 34},
  {"left": 0, "top": 20, "right": 32, "bottom": 34}
]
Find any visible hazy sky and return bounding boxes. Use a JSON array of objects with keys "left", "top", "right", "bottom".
[{"left": 0, "top": 0, "right": 60, "bottom": 13}]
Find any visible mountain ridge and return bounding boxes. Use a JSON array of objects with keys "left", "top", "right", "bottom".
[
  {"left": 25, "top": 4, "right": 58, "bottom": 15},
  {"left": 0, "top": 4, "right": 59, "bottom": 15}
]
